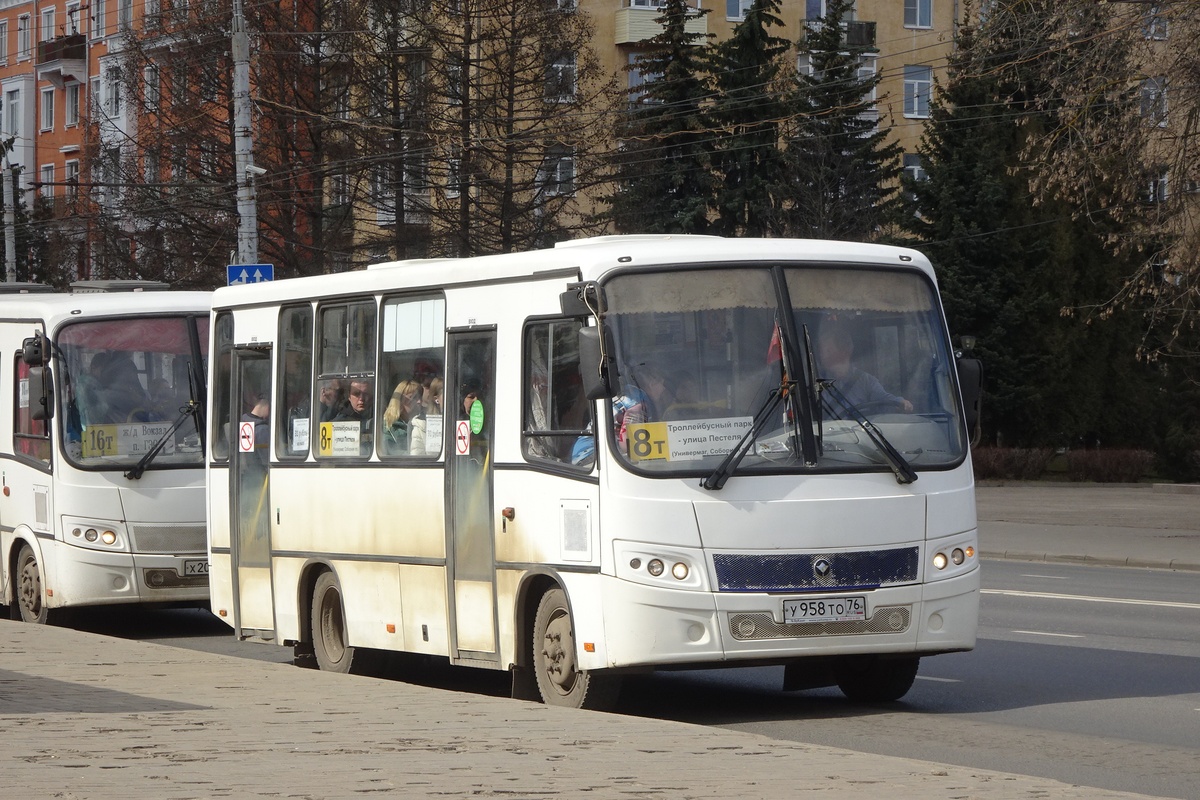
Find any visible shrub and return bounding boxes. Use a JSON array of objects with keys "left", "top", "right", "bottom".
[
  {"left": 971, "top": 447, "right": 1055, "bottom": 480},
  {"left": 1065, "top": 449, "right": 1154, "bottom": 483}
]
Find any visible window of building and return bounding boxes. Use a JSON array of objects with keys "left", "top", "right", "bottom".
[
  {"left": 4, "top": 89, "right": 21, "bottom": 138},
  {"left": 523, "top": 319, "right": 594, "bottom": 468},
  {"left": 1143, "top": 5, "right": 1168, "bottom": 40},
  {"left": 903, "top": 153, "right": 927, "bottom": 184},
  {"left": 104, "top": 68, "right": 121, "bottom": 115},
  {"left": 726, "top": 0, "right": 752, "bottom": 20},
  {"left": 66, "top": 159, "right": 80, "bottom": 199},
  {"left": 40, "top": 88, "right": 54, "bottom": 131},
  {"left": 65, "top": 82, "right": 80, "bottom": 126},
  {"left": 545, "top": 52, "right": 577, "bottom": 103},
  {"left": 371, "top": 165, "right": 396, "bottom": 225},
  {"left": 144, "top": 65, "right": 160, "bottom": 110},
  {"left": 90, "top": 76, "right": 102, "bottom": 115},
  {"left": 117, "top": 0, "right": 133, "bottom": 32},
  {"left": 903, "top": 65, "right": 932, "bottom": 118},
  {"left": 66, "top": 2, "right": 82, "bottom": 34},
  {"left": 40, "top": 164, "right": 54, "bottom": 198},
  {"left": 1141, "top": 77, "right": 1167, "bottom": 127},
  {"left": 539, "top": 146, "right": 575, "bottom": 197},
  {"left": 1147, "top": 171, "right": 1169, "bottom": 204},
  {"left": 17, "top": 15, "right": 31, "bottom": 59},
  {"left": 905, "top": 0, "right": 932, "bottom": 28},
  {"left": 92, "top": 0, "right": 106, "bottom": 38},
  {"left": 40, "top": 8, "right": 55, "bottom": 41},
  {"left": 0, "top": 22, "right": 8, "bottom": 64}
]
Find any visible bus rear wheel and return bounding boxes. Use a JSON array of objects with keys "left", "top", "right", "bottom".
[
  {"left": 836, "top": 656, "right": 920, "bottom": 702},
  {"left": 15, "top": 544, "right": 50, "bottom": 625},
  {"left": 532, "top": 587, "right": 618, "bottom": 710},
  {"left": 311, "top": 571, "right": 355, "bottom": 673}
]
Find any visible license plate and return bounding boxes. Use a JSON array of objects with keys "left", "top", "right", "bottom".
[
  {"left": 183, "top": 559, "right": 210, "bottom": 576},
  {"left": 783, "top": 595, "right": 866, "bottom": 624}
]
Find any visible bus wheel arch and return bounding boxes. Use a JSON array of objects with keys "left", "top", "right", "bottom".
[
  {"left": 309, "top": 567, "right": 356, "bottom": 674},
  {"left": 530, "top": 584, "right": 619, "bottom": 710}
]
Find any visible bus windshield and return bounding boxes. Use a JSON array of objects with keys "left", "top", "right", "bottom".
[
  {"left": 57, "top": 316, "right": 209, "bottom": 469},
  {"left": 604, "top": 264, "right": 966, "bottom": 477}
]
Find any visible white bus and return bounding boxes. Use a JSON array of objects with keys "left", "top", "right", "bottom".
[
  {"left": 207, "top": 236, "right": 982, "bottom": 708},
  {"left": 0, "top": 282, "right": 212, "bottom": 624}
]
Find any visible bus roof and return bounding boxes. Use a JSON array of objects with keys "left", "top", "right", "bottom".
[
  {"left": 0, "top": 290, "right": 212, "bottom": 331},
  {"left": 212, "top": 236, "right": 936, "bottom": 310}
]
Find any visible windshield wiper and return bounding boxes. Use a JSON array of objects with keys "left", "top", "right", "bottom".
[
  {"left": 820, "top": 381, "right": 917, "bottom": 485},
  {"left": 701, "top": 382, "right": 795, "bottom": 491},
  {"left": 124, "top": 400, "right": 201, "bottom": 480}
]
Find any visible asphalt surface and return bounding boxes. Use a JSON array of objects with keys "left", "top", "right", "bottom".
[{"left": 1, "top": 482, "right": 1196, "bottom": 799}]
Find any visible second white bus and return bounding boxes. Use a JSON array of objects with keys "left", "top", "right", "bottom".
[
  {"left": 1, "top": 282, "right": 212, "bottom": 623},
  {"left": 207, "top": 236, "right": 981, "bottom": 708}
]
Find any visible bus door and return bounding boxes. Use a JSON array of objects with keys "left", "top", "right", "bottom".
[
  {"left": 444, "top": 329, "right": 499, "bottom": 665},
  {"left": 230, "top": 347, "right": 275, "bottom": 638}
]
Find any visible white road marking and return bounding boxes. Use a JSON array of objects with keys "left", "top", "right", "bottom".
[
  {"left": 1011, "top": 630, "right": 1085, "bottom": 638},
  {"left": 916, "top": 675, "right": 960, "bottom": 683},
  {"left": 1019, "top": 574, "right": 1070, "bottom": 580},
  {"left": 983, "top": 589, "right": 1200, "bottom": 610}
]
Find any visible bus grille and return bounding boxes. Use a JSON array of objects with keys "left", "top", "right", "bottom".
[
  {"left": 129, "top": 523, "right": 206, "bottom": 555},
  {"left": 728, "top": 607, "right": 911, "bottom": 640},
  {"left": 712, "top": 547, "right": 919, "bottom": 592}
]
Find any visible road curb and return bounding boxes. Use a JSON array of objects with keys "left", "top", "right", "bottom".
[{"left": 980, "top": 549, "right": 1200, "bottom": 572}]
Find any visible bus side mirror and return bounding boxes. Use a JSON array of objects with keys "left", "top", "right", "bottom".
[
  {"left": 956, "top": 357, "right": 983, "bottom": 446},
  {"left": 22, "top": 332, "right": 49, "bottom": 366},
  {"left": 560, "top": 281, "right": 605, "bottom": 318},
  {"left": 28, "top": 366, "right": 55, "bottom": 421},
  {"left": 578, "top": 326, "right": 619, "bottom": 401}
]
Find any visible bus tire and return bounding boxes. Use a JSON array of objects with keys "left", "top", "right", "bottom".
[
  {"left": 532, "top": 587, "right": 619, "bottom": 710},
  {"left": 16, "top": 544, "right": 51, "bottom": 625},
  {"left": 311, "top": 571, "right": 355, "bottom": 673},
  {"left": 836, "top": 655, "right": 920, "bottom": 702}
]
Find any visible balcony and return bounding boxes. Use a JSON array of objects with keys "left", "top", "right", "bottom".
[
  {"left": 37, "top": 33, "right": 87, "bottom": 89},
  {"left": 801, "top": 19, "right": 877, "bottom": 50},
  {"left": 615, "top": 5, "right": 707, "bottom": 45}
]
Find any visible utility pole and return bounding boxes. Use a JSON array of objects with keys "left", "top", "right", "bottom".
[
  {"left": 3, "top": 163, "right": 16, "bottom": 283},
  {"left": 232, "top": 0, "right": 259, "bottom": 266}
]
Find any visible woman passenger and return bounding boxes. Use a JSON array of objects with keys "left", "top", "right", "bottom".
[{"left": 382, "top": 379, "right": 426, "bottom": 455}]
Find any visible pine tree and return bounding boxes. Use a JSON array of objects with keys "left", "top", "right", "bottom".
[
  {"left": 783, "top": 0, "right": 899, "bottom": 240},
  {"left": 707, "top": 0, "right": 792, "bottom": 237},
  {"left": 605, "top": 0, "right": 715, "bottom": 234}
]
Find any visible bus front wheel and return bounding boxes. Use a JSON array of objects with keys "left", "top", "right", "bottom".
[
  {"left": 836, "top": 656, "right": 920, "bottom": 702},
  {"left": 532, "top": 587, "right": 619, "bottom": 710},
  {"left": 15, "top": 544, "right": 50, "bottom": 624},
  {"left": 311, "top": 571, "right": 355, "bottom": 673}
]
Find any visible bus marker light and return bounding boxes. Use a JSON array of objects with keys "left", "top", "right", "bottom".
[
  {"left": 647, "top": 559, "right": 664, "bottom": 577},
  {"left": 671, "top": 562, "right": 688, "bottom": 580},
  {"left": 218, "top": 609, "right": 227, "bottom": 617},
  {"left": 584, "top": 643, "right": 595, "bottom": 652},
  {"left": 629, "top": 558, "right": 641, "bottom": 570},
  {"left": 386, "top": 624, "right": 396, "bottom": 633},
  {"left": 965, "top": 546, "right": 975, "bottom": 559},
  {"left": 932, "top": 552, "right": 948, "bottom": 570}
]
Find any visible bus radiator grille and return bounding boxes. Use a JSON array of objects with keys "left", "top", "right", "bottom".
[
  {"left": 129, "top": 523, "right": 207, "bottom": 554},
  {"left": 728, "top": 607, "right": 911, "bottom": 640},
  {"left": 712, "top": 547, "right": 918, "bottom": 592}
]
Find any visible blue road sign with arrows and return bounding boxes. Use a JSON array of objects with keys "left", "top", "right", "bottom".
[{"left": 227, "top": 264, "right": 274, "bottom": 285}]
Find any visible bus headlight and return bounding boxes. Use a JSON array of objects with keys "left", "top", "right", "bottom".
[
  {"left": 65, "top": 518, "right": 128, "bottom": 552},
  {"left": 615, "top": 542, "right": 706, "bottom": 591}
]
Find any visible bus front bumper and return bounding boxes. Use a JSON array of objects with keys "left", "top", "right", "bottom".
[
  {"left": 49, "top": 546, "right": 209, "bottom": 608},
  {"left": 594, "top": 568, "right": 979, "bottom": 671}
]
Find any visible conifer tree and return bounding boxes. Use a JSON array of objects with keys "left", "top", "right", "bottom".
[
  {"left": 707, "top": 0, "right": 792, "bottom": 237},
  {"left": 783, "top": 0, "right": 899, "bottom": 240},
  {"left": 605, "top": 0, "right": 715, "bottom": 234}
]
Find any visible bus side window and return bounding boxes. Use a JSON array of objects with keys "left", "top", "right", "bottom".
[
  {"left": 315, "top": 300, "right": 376, "bottom": 458},
  {"left": 14, "top": 356, "right": 51, "bottom": 465},
  {"left": 277, "top": 305, "right": 314, "bottom": 458},
  {"left": 522, "top": 319, "right": 593, "bottom": 469}
]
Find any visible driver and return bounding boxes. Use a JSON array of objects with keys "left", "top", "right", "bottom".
[{"left": 816, "top": 320, "right": 912, "bottom": 413}]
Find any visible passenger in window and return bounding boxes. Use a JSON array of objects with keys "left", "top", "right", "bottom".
[
  {"left": 614, "top": 365, "right": 672, "bottom": 447},
  {"left": 334, "top": 379, "right": 374, "bottom": 453},
  {"left": 816, "top": 320, "right": 912, "bottom": 414},
  {"left": 382, "top": 379, "right": 426, "bottom": 455},
  {"left": 422, "top": 376, "right": 444, "bottom": 417},
  {"left": 241, "top": 394, "right": 270, "bottom": 465},
  {"left": 317, "top": 379, "right": 345, "bottom": 422}
]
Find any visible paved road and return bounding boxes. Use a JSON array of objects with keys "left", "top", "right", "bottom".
[{"left": 0, "top": 482, "right": 1195, "bottom": 799}]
